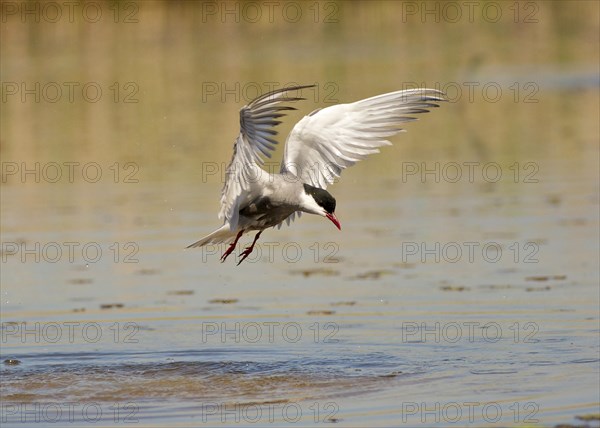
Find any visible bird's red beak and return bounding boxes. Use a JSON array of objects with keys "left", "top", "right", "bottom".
[{"left": 326, "top": 213, "right": 341, "bottom": 230}]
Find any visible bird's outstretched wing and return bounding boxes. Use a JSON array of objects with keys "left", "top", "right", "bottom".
[
  {"left": 219, "top": 85, "right": 315, "bottom": 229},
  {"left": 281, "top": 88, "right": 445, "bottom": 189}
]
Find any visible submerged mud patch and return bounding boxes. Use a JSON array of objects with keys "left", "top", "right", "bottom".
[{"left": 1, "top": 350, "right": 404, "bottom": 404}]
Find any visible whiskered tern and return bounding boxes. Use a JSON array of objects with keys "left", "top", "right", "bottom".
[{"left": 188, "top": 85, "right": 445, "bottom": 264}]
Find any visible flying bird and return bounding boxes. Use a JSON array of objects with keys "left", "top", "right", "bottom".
[{"left": 188, "top": 85, "right": 445, "bottom": 264}]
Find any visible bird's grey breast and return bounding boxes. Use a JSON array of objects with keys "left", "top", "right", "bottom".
[
  {"left": 240, "top": 196, "right": 274, "bottom": 216},
  {"left": 239, "top": 195, "right": 297, "bottom": 230}
]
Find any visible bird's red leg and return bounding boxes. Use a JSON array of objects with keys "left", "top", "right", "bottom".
[
  {"left": 221, "top": 230, "right": 244, "bottom": 262},
  {"left": 237, "top": 231, "right": 262, "bottom": 265}
]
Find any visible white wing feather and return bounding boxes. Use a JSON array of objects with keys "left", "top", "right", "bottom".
[
  {"left": 281, "top": 88, "right": 445, "bottom": 188},
  {"left": 218, "top": 85, "right": 315, "bottom": 229}
]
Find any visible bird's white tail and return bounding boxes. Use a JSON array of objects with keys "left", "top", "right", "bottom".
[{"left": 187, "top": 224, "right": 239, "bottom": 248}]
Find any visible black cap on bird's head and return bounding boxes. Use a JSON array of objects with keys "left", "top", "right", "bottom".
[{"left": 302, "top": 183, "right": 341, "bottom": 230}]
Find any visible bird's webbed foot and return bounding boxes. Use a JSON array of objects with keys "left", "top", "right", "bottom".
[{"left": 237, "top": 231, "right": 262, "bottom": 265}]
